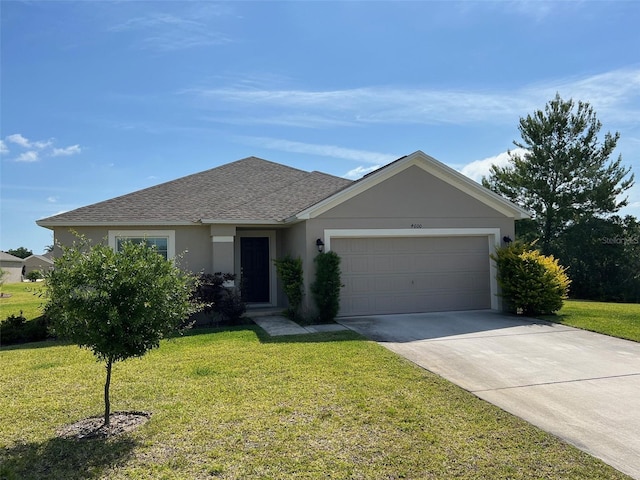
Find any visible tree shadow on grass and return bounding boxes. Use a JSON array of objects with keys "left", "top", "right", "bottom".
[{"left": 0, "top": 435, "right": 137, "bottom": 480}]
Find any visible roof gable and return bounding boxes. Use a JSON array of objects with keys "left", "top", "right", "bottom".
[
  {"left": 24, "top": 254, "right": 54, "bottom": 265},
  {"left": 294, "top": 151, "right": 530, "bottom": 220},
  {"left": 0, "top": 252, "right": 24, "bottom": 262}
]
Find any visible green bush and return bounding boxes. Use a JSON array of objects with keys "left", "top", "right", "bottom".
[
  {"left": 492, "top": 243, "right": 571, "bottom": 316},
  {"left": 193, "top": 273, "right": 246, "bottom": 325},
  {"left": 274, "top": 255, "right": 304, "bottom": 320},
  {"left": 0, "top": 312, "right": 50, "bottom": 345},
  {"left": 310, "top": 251, "right": 342, "bottom": 323},
  {"left": 26, "top": 270, "right": 43, "bottom": 282}
]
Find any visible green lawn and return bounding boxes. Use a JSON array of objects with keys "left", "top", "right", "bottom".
[
  {"left": 0, "top": 327, "right": 630, "bottom": 479},
  {"left": 0, "top": 282, "right": 46, "bottom": 321},
  {"left": 543, "top": 300, "right": 640, "bottom": 342}
]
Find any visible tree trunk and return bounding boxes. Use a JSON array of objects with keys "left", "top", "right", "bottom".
[{"left": 104, "top": 357, "right": 113, "bottom": 427}]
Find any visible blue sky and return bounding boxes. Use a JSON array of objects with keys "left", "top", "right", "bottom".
[{"left": 1, "top": 1, "right": 639, "bottom": 254}]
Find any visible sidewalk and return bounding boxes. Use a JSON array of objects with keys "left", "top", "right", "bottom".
[{"left": 252, "top": 315, "right": 347, "bottom": 336}]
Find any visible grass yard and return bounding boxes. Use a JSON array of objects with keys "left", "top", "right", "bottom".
[
  {"left": 0, "top": 327, "right": 630, "bottom": 479},
  {"left": 543, "top": 300, "right": 640, "bottom": 342},
  {"left": 0, "top": 282, "right": 46, "bottom": 321}
]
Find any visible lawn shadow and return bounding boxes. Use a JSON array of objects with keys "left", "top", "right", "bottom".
[
  {"left": 0, "top": 435, "right": 137, "bottom": 480},
  {"left": 254, "top": 328, "right": 365, "bottom": 344},
  {"left": 0, "top": 338, "right": 71, "bottom": 352},
  {"left": 337, "top": 310, "right": 557, "bottom": 343}
]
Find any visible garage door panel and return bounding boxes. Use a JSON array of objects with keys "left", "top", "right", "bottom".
[{"left": 333, "top": 236, "right": 491, "bottom": 316}]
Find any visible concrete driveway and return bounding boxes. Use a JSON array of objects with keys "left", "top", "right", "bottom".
[{"left": 338, "top": 310, "right": 640, "bottom": 479}]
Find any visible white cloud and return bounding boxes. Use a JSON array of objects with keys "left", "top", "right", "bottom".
[
  {"left": 6, "top": 133, "right": 31, "bottom": 148},
  {"left": 52, "top": 145, "right": 82, "bottom": 156},
  {"left": 5, "top": 134, "right": 82, "bottom": 162},
  {"left": 240, "top": 136, "right": 399, "bottom": 164},
  {"left": 186, "top": 67, "right": 640, "bottom": 128},
  {"left": 33, "top": 139, "right": 53, "bottom": 149},
  {"left": 109, "top": 6, "right": 232, "bottom": 51},
  {"left": 343, "top": 165, "right": 381, "bottom": 180},
  {"left": 47, "top": 196, "right": 58, "bottom": 203},
  {"left": 460, "top": 148, "right": 528, "bottom": 183},
  {"left": 15, "top": 151, "right": 39, "bottom": 163},
  {"left": 5, "top": 133, "right": 52, "bottom": 149}
]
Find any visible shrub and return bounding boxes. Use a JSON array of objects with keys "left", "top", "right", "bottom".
[
  {"left": 492, "top": 243, "right": 571, "bottom": 316},
  {"left": 0, "top": 312, "right": 50, "bottom": 345},
  {"left": 217, "top": 289, "right": 246, "bottom": 323},
  {"left": 193, "top": 273, "right": 246, "bottom": 325},
  {"left": 310, "top": 251, "right": 342, "bottom": 323},
  {"left": 26, "top": 270, "right": 43, "bottom": 282},
  {"left": 273, "top": 255, "right": 304, "bottom": 320}
]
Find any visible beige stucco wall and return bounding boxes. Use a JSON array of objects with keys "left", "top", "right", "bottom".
[
  {"left": 52, "top": 225, "right": 213, "bottom": 274},
  {"left": 1, "top": 260, "right": 23, "bottom": 283},
  {"left": 323, "top": 166, "right": 513, "bottom": 222}
]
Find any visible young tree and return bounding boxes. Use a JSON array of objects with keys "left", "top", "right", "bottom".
[
  {"left": 483, "top": 94, "right": 634, "bottom": 254},
  {"left": 44, "top": 237, "right": 197, "bottom": 426}
]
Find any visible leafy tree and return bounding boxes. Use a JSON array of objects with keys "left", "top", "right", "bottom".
[
  {"left": 483, "top": 94, "right": 634, "bottom": 254},
  {"left": 44, "top": 237, "right": 197, "bottom": 426},
  {"left": 7, "top": 247, "right": 33, "bottom": 259},
  {"left": 556, "top": 216, "right": 640, "bottom": 302}
]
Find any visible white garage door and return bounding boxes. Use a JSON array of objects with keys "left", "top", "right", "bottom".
[{"left": 333, "top": 236, "right": 491, "bottom": 316}]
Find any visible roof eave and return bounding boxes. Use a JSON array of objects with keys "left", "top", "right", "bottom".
[
  {"left": 199, "top": 218, "right": 284, "bottom": 225},
  {"left": 36, "top": 220, "right": 199, "bottom": 228}
]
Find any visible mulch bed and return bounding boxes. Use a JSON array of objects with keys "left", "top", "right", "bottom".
[{"left": 57, "top": 411, "right": 151, "bottom": 440}]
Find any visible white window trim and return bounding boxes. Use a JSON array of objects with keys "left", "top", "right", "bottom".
[
  {"left": 108, "top": 230, "right": 176, "bottom": 260},
  {"left": 323, "top": 228, "right": 501, "bottom": 311}
]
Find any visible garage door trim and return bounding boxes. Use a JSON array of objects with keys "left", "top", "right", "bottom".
[{"left": 324, "top": 228, "right": 501, "bottom": 310}]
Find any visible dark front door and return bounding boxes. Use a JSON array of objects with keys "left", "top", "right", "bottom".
[{"left": 240, "top": 237, "right": 270, "bottom": 303}]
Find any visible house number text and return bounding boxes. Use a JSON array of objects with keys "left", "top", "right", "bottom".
[{"left": 411, "top": 224, "right": 423, "bottom": 229}]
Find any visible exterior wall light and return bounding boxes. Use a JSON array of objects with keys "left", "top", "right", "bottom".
[
  {"left": 503, "top": 236, "right": 513, "bottom": 244},
  {"left": 316, "top": 238, "right": 325, "bottom": 253}
]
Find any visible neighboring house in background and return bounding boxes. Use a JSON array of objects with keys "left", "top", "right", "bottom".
[
  {"left": 36, "top": 151, "right": 529, "bottom": 316},
  {"left": 0, "top": 252, "right": 24, "bottom": 283},
  {"left": 23, "top": 254, "right": 54, "bottom": 276}
]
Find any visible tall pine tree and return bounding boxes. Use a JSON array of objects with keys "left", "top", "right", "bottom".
[{"left": 483, "top": 93, "right": 634, "bottom": 254}]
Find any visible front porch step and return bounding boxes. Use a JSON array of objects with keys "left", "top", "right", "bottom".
[{"left": 244, "top": 307, "right": 285, "bottom": 319}]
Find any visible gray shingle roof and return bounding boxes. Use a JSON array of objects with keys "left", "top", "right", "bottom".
[
  {"left": 0, "top": 252, "right": 24, "bottom": 262},
  {"left": 37, "top": 157, "right": 353, "bottom": 225}
]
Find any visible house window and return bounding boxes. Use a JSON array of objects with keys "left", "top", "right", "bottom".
[
  {"left": 108, "top": 230, "right": 175, "bottom": 260},
  {"left": 115, "top": 236, "right": 168, "bottom": 259}
]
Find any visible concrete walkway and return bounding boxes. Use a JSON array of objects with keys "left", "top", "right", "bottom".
[
  {"left": 339, "top": 310, "right": 640, "bottom": 479},
  {"left": 252, "top": 315, "right": 348, "bottom": 336}
]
